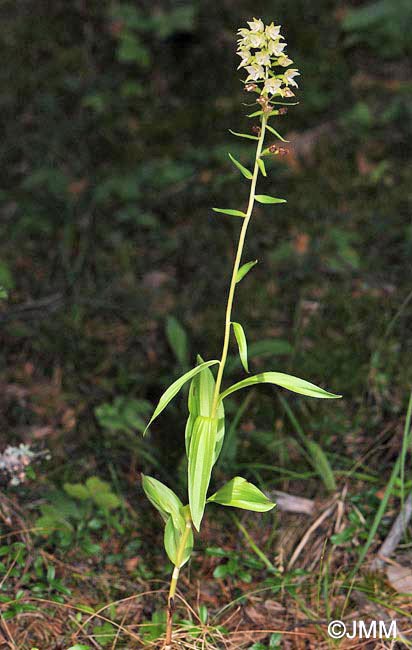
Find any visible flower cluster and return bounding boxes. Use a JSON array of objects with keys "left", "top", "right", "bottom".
[{"left": 237, "top": 18, "right": 299, "bottom": 98}]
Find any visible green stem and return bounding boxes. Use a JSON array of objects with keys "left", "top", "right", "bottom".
[
  {"left": 164, "top": 516, "right": 192, "bottom": 649},
  {"left": 211, "top": 115, "right": 267, "bottom": 416}
]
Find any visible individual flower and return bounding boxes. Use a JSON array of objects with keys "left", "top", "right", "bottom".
[
  {"left": 264, "top": 78, "right": 282, "bottom": 95},
  {"left": 237, "top": 48, "right": 252, "bottom": 68},
  {"left": 255, "top": 50, "right": 271, "bottom": 66},
  {"left": 249, "top": 32, "right": 266, "bottom": 48},
  {"left": 278, "top": 55, "right": 293, "bottom": 67},
  {"left": 247, "top": 17, "right": 264, "bottom": 32},
  {"left": 245, "top": 64, "right": 265, "bottom": 81},
  {"left": 268, "top": 40, "right": 287, "bottom": 56},
  {"left": 265, "top": 22, "right": 281, "bottom": 40},
  {"left": 284, "top": 68, "right": 300, "bottom": 87}
]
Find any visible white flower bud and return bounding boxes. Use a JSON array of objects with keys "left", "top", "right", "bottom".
[
  {"left": 265, "top": 23, "right": 281, "bottom": 40},
  {"left": 247, "top": 17, "right": 264, "bottom": 32},
  {"left": 278, "top": 55, "right": 293, "bottom": 67}
]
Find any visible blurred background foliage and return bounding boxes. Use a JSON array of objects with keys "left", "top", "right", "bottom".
[{"left": 1, "top": 0, "right": 412, "bottom": 532}]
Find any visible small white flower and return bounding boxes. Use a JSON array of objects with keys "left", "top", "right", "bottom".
[
  {"left": 255, "top": 50, "right": 271, "bottom": 66},
  {"left": 265, "top": 22, "right": 281, "bottom": 40},
  {"left": 284, "top": 68, "right": 300, "bottom": 87},
  {"left": 247, "top": 17, "right": 264, "bottom": 32},
  {"left": 278, "top": 55, "right": 293, "bottom": 67},
  {"left": 264, "top": 78, "right": 283, "bottom": 95},
  {"left": 245, "top": 64, "right": 265, "bottom": 81},
  {"left": 237, "top": 49, "right": 252, "bottom": 68},
  {"left": 268, "top": 40, "right": 287, "bottom": 56},
  {"left": 249, "top": 33, "right": 266, "bottom": 48}
]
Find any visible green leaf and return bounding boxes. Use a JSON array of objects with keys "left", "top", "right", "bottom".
[
  {"left": 166, "top": 316, "right": 189, "bottom": 368},
  {"left": 255, "top": 195, "right": 287, "bottom": 204},
  {"left": 247, "top": 110, "right": 264, "bottom": 117},
  {"left": 266, "top": 124, "right": 289, "bottom": 142},
  {"left": 306, "top": 440, "right": 337, "bottom": 492},
  {"left": 231, "top": 322, "right": 249, "bottom": 373},
  {"left": 141, "top": 475, "right": 183, "bottom": 528},
  {"left": 236, "top": 260, "right": 258, "bottom": 283},
  {"left": 63, "top": 483, "right": 90, "bottom": 500},
  {"left": 257, "top": 158, "right": 267, "bottom": 176},
  {"left": 212, "top": 208, "right": 246, "bottom": 217},
  {"left": 144, "top": 359, "right": 219, "bottom": 434},
  {"left": 188, "top": 416, "right": 217, "bottom": 531},
  {"left": 185, "top": 357, "right": 225, "bottom": 463},
  {"left": 228, "top": 153, "right": 253, "bottom": 179},
  {"left": 219, "top": 372, "right": 341, "bottom": 402},
  {"left": 208, "top": 477, "right": 275, "bottom": 512},
  {"left": 229, "top": 129, "right": 259, "bottom": 140},
  {"left": 164, "top": 516, "right": 193, "bottom": 568}
]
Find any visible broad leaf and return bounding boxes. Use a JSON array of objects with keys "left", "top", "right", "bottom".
[
  {"left": 219, "top": 372, "right": 341, "bottom": 402},
  {"left": 236, "top": 260, "right": 258, "bottom": 283},
  {"left": 257, "top": 158, "right": 267, "bottom": 176},
  {"left": 208, "top": 477, "right": 275, "bottom": 512},
  {"left": 228, "top": 153, "right": 253, "bottom": 179},
  {"left": 164, "top": 516, "right": 193, "bottom": 568},
  {"left": 232, "top": 322, "right": 249, "bottom": 373},
  {"left": 144, "top": 359, "right": 219, "bottom": 434},
  {"left": 185, "top": 357, "right": 225, "bottom": 462},
  {"left": 266, "top": 124, "right": 289, "bottom": 142},
  {"left": 255, "top": 195, "right": 287, "bottom": 204},
  {"left": 188, "top": 416, "right": 217, "bottom": 531},
  {"left": 212, "top": 208, "right": 246, "bottom": 217},
  {"left": 141, "top": 475, "right": 183, "bottom": 528},
  {"left": 229, "top": 129, "right": 259, "bottom": 141}
]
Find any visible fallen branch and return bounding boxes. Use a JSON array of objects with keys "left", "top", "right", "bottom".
[{"left": 371, "top": 491, "right": 412, "bottom": 570}]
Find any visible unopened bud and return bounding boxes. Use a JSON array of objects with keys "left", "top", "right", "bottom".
[
  {"left": 252, "top": 125, "right": 261, "bottom": 135},
  {"left": 283, "top": 88, "right": 295, "bottom": 98},
  {"left": 245, "top": 83, "right": 258, "bottom": 92},
  {"left": 279, "top": 107, "right": 288, "bottom": 115}
]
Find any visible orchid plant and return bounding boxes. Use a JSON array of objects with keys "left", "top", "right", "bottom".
[{"left": 142, "top": 18, "right": 340, "bottom": 648}]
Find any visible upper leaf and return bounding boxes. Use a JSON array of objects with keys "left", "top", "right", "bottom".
[
  {"left": 144, "top": 359, "right": 219, "bottom": 434},
  {"left": 236, "top": 260, "right": 258, "bottom": 283},
  {"left": 188, "top": 415, "right": 217, "bottom": 531},
  {"left": 219, "top": 372, "right": 341, "bottom": 401},
  {"left": 257, "top": 158, "right": 267, "bottom": 177},
  {"left": 255, "top": 195, "right": 287, "bottom": 204},
  {"left": 212, "top": 208, "right": 247, "bottom": 217},
  {"left": 208, "top": 476, "right": 275, "bottom": 512},
  {"left": 229, "top": 129, "right": 259, "bottom": 141},
  {"left": 232, "top": 322, "right": 249, "bottom": 373},
  {"left": 266, "top": 124, "right": 289, "bottom": 142},
  {"left": 228, "top": 153, "right": 253, "bottom": 180},
  {"left": 166, "top": 316, "right": 189, "bottom": 368}
]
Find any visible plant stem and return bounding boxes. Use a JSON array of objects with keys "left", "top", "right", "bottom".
[
  {"left": 211, "top": 115, "right": 267, "bottom": 416},
  {"left": 164, "top": 517, "right": 192, "bottom": 649}
]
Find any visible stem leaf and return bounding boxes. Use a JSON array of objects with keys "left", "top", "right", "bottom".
[
  {"left": 231, "top": 322, "right": 249, "bottom": 373},
  {"left": 212, "top": 208, "right": 247, "bottom": 217},
  {"left": 255, "top": 195, "right": 287, "bottom": 204},
  {"left": 141, "top": 474, "right": 183, "bottom": 528},
  {"left": 229, "top": 129, "right": 259, "bottom": 141},
  {"left": 208, "top": 476, "right": 275, "bottom": 512},
  {"left": 164, "top": 516, "right": 193, "bottom": 568},
  {"left": 236, "top": 260, "right": 258, "bottom": 283},
  {"left": 228, "top": 153, "right": 253, "bottom": 179},
  {"left": 266, "top": 124, "right": 289, "bottom": 142},
  {"left": 219, "top": 372, "right": 342, "bottom": 401},
  {"left": 144, "top": 360, "right": 219, "bottom": 434},
  {"left": 188, "top": 416, "right": 217, "bottom": 531},
  {"left": 257, "top": 158, "right": 267, "bottom": 176}
]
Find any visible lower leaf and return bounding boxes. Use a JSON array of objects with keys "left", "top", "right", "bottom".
[{"left": 188, "top": 416, "right": 217, "bottom": 531}]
